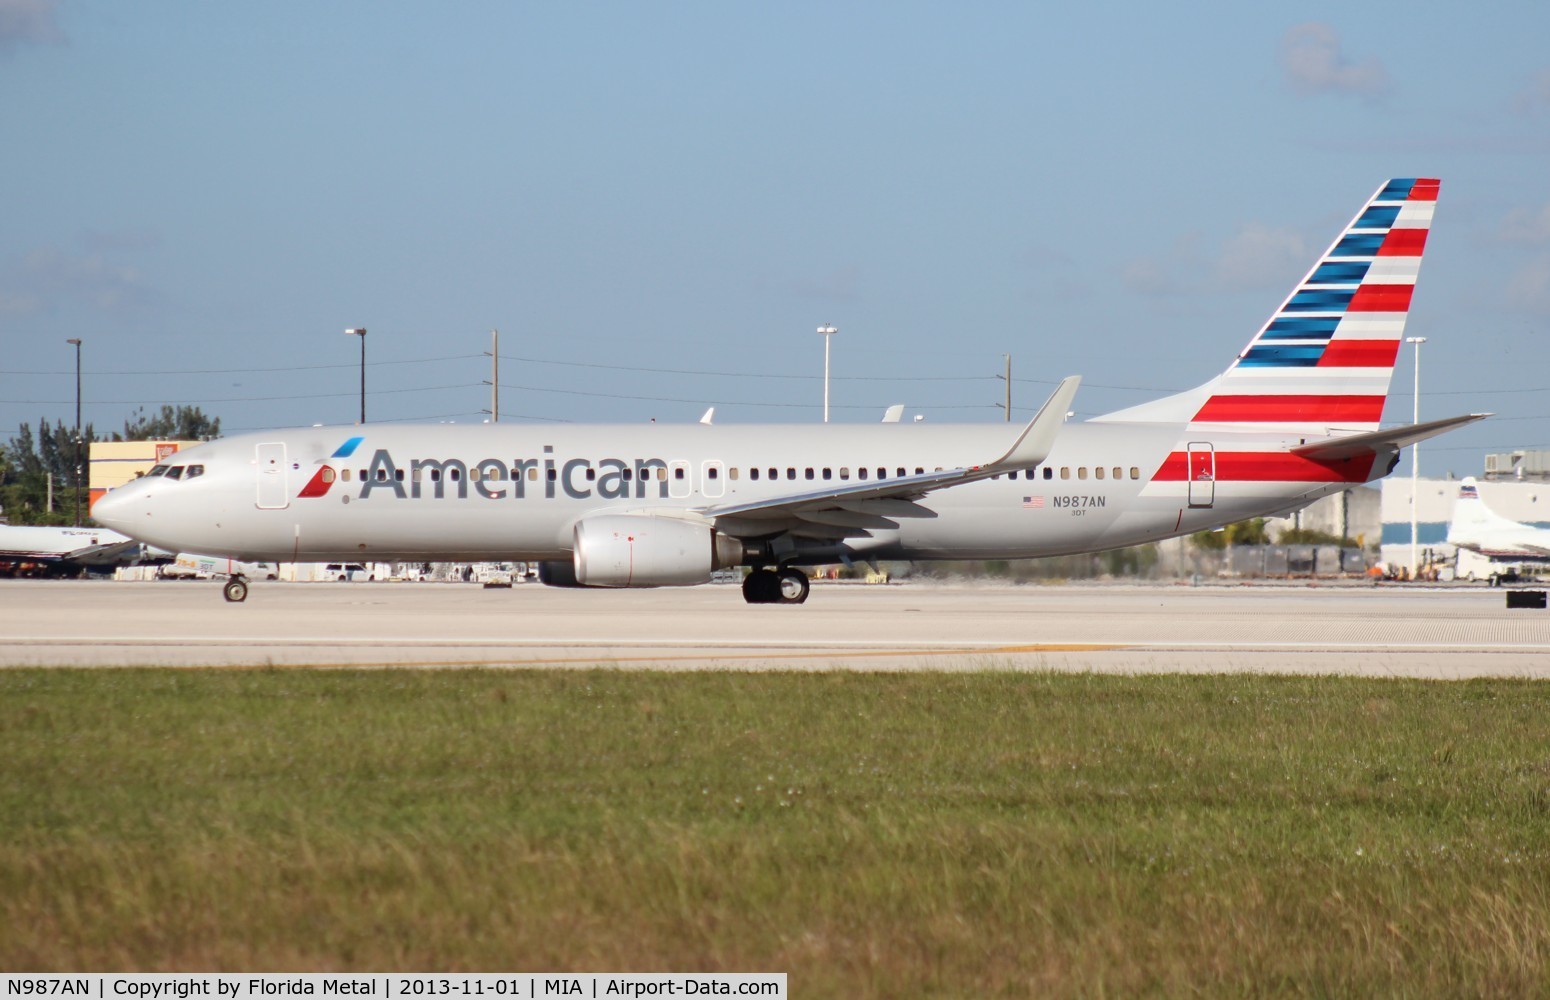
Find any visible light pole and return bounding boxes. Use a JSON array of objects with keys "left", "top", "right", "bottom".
[
  {"left": 817, "top": 324, "right": 837, "bottom": 423},
  {"left": 1406, "top": 335, "right": 1427, "bottom": 579},
  {"left": 346, "top": 328, "right": 367, "bottom": 423},
  {"left": 66, "top": 338, "right": 81, "bottom": 526}
]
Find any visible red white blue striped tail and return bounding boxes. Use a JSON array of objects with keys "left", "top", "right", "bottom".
[{"left": 1097, "top": 178, "right": 1437, "bottom": 432}]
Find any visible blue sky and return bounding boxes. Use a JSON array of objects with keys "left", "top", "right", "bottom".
[{"left": 2, "top": 1, "right": 1548, "bottom": 478}]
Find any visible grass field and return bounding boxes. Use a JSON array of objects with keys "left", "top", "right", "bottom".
[{"left": 3, "top": 668, "right": 1550, "bottom": 995}]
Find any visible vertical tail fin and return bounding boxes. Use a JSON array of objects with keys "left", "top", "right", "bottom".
[{"left": 1095, "top": 178, "right": 1438, "bottom": 431}]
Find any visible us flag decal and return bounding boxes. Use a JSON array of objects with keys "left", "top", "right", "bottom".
[{"left": 1022, "top": 496, "right": 1045, "bottom": 509}]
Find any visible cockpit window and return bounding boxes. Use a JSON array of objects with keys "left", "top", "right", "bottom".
[
  {"left": 148, "top": 464, "right": 170, "bottom": 477},
  {"left": 165, "top": 466, "right": 184, "bottom": 480},
  {"left": 185, "top": 464, "right": 205, "bottom": 479}
]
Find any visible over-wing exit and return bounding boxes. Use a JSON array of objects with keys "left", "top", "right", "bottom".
[{"left": 93, "top": 179, "right": 1485, "bottom": 604}]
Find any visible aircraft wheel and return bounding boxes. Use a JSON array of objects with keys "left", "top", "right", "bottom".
[
  {"left": 742, "top": 569, "right": 780, "bottom": 604},
  {"left": 776, "top": 567, "right": 811, "bottom": 604},
  {"left": 223, "top": 576, "right": 249, "bottom": 603}
]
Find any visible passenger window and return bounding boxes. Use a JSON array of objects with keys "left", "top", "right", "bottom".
[
  {"left": 707, "top": 467, "right": 719, "bottom": 480},
  {"left": 1130, "top": 467, "right": 1140, "bottom": 480},
  {"left": 342, "top": 469, "right": 352, "bottom": 483},
  {"left": 470, "top": 468, "right": 482, "bottom": 482},
  {"left": 377, "top": 469, "right": 388, "bottom": 482},
  {"left": 1095, "top": 467, "right": 1105, "bottom": 480},
  {"left": 1061, "top": 467, "right": 1070, "bottom": 480},
  {"left": 547, "top": 469, "right": 557, "bottom": 481},
  {"left": 450, "top": 469, "right": 460, "bottom": 482},
  {"left": 320, "top": 467, "right": 335, "bottom": 484},
  {"left": 530, "top": 468, "right": 540, "bottom": 481},
  {"left": 394, "top": 469, "right": 405, "bottom": 482},
  {"left": 1078, "top": 467, "right": 1087, "bottom": 480},
  {"left": 622, "top": 468, "right": 632, "bottom": 481},
  {"left": 729, "top": 468, "right": 739, "bottom": 480},
  {"left": 838, "top": 467, "right": 849, "bottom": 480},
  {"left": 674, "top": 468, "right": 685, "bottom": 480},
  {"left": 584, "top": 468, "right": 595, "bottom": 481},
  {"left": 822, "top": 468, "right": 832, "bottom": 480},
  {"left": 657, "top": 468, "right": 667, "bottom": 481},
  {"left": 805, "top": 468, "right": 815, "bottom": 481},
  {"left": 878, "top": 468, "right": 887, "bottom": 479},
  {"left": 1113, "top": 467, "right": 1122, "bottom": 480},
  {"left": 916, "top": 468, "right": 925, "bottom": 475},
  {"left": 786, "top": 468, "right": 796, "bottom": 480},
  {"left": 1044, "top": 468, "right": 1053, "bottom": 480},
  {"left": 858, "top": 468, "right": 868, "bottom": 480},
  {"left": 430, "top": 470, "right": 441, "bottom": 482},
  {"left": 751, "top": 468, "right": 760, "bottom": 481},
  {"left": 769, "top": 468, "right": 778, "bottom": 480}
]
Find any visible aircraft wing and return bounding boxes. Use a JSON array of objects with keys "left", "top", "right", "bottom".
[
  {"left": 1291, "top": 413, "right": 1490, "bottom": 461},
  {"left": 699, "top": 376, "right": 1079, "bottom": 536},
  {"left": 0, "top": 538, "right": 142, "bottom": 566}
]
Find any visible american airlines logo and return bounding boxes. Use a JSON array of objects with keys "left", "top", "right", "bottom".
[{"left": 299, "top": 438, "right": 674, "bottom": 502}]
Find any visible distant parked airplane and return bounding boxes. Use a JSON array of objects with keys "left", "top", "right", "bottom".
[
  {"left": 0, "top": 524, "right": 146, "bottom": 574},
  {"left": 93, "top": 178, "right": 1486, "bottom": 604},
  {"left": 1447, "top": 477, "right": 1550, "bottom": 559}
]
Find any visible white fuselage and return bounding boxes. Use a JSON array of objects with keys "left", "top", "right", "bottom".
[{"left": 91, "top": 418, "right": 1371, "bottom": 566}]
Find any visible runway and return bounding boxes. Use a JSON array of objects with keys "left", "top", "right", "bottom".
[{"left": 3, "top": 578, "right": 1549, "bottom": 676}]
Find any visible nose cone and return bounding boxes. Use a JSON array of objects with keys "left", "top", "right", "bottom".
[{"left": 91, "top": 481, "right": 151, "bottom": 537}]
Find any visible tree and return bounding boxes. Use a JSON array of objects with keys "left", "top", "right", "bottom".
[
  {"left": 1191, "top": 518, "right": 1270, "bottom": 550},
  {"left": 1, "top": 406, "right": 221, "bottom": 525},
  {"left": 0, "top": 418, "right": 94, "bottom": 525},
  {"left": 117, "top": 405, "right": 220, "bottom": 442}
]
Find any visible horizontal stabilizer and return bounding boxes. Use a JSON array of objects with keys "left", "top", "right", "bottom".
[{"left": 1291, "top": 413, "right": 1489, "bottom": 461}]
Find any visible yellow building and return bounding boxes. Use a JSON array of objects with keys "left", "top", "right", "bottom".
[{"left": 89, "top": 441, "right": 202, "bottom": 509}]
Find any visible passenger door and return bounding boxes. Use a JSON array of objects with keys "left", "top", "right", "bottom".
[{"left": 1186, "top": 442, "right": 1215, "bottom": 508}]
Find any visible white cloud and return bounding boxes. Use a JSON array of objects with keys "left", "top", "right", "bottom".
[
  {"left": 1514, "top": 69, "right": 1550, "bottom": 116},
  {"left": 1280, "top": 22, "right": 1389, "bottom": 99},
  {"left": 1124, "top": 225, "right": 1306, "bottom": 298},
  {"left": 1499, "top": 202, "right": 1550, "bottom": 245},
  {"left": 1215, "top": 223, "right": 1308, "bottom": 290},
  {"left": 0, "top": 0, "right": 65, "bottom": 55},
  {"left": 1506, "top": 253, "right": 1550, "bottom": 314},
  {"left": 1121, "top": 256, "right": 1179, "bottom": 297},
  {"left": 0, "top": 245, "right": 159, "bottom": 316}
]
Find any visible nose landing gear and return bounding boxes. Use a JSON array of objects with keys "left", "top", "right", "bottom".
[{"left": 741, "top": 566, "right": 810, "bottom": 604}]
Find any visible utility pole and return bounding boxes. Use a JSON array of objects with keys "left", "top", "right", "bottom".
[
  {"left": 1406, "top": 336, "right": 1427, "bottom": 579},
  {"left": 67, "top": 337, "right": 81, "bottom": 525},
  {"left": 487, "top": 329, "right": 500, "bottom": 422},
  {"left": 1003, "top": 354, "right": 1011, "bottom": 422}
]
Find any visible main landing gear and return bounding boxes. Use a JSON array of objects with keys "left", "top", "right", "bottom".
[
  {"left": 742, "top": 566, "right": 810, "bottom": 605},
  {"left": 223, "top": 575, "right": 249, "bottom": 603}
]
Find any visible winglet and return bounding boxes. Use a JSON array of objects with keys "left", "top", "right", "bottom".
[{"left": 984, "top": 376, "right": 1080, "bottom": 472}]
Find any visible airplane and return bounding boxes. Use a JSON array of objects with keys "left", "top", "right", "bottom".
[
  {"left": 92, "top": 178, "right": 1487, "bottom": 604},
  {"left": 0, "top": 523, "right": 148, "bottom": 575},
  {"left": 1447, "top": 477, "right": 1550, "bottom": 560}
]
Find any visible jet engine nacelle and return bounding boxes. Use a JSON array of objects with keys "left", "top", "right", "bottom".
[{"left": 572, "top": 514, "right": 744, "bottom": 588}]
